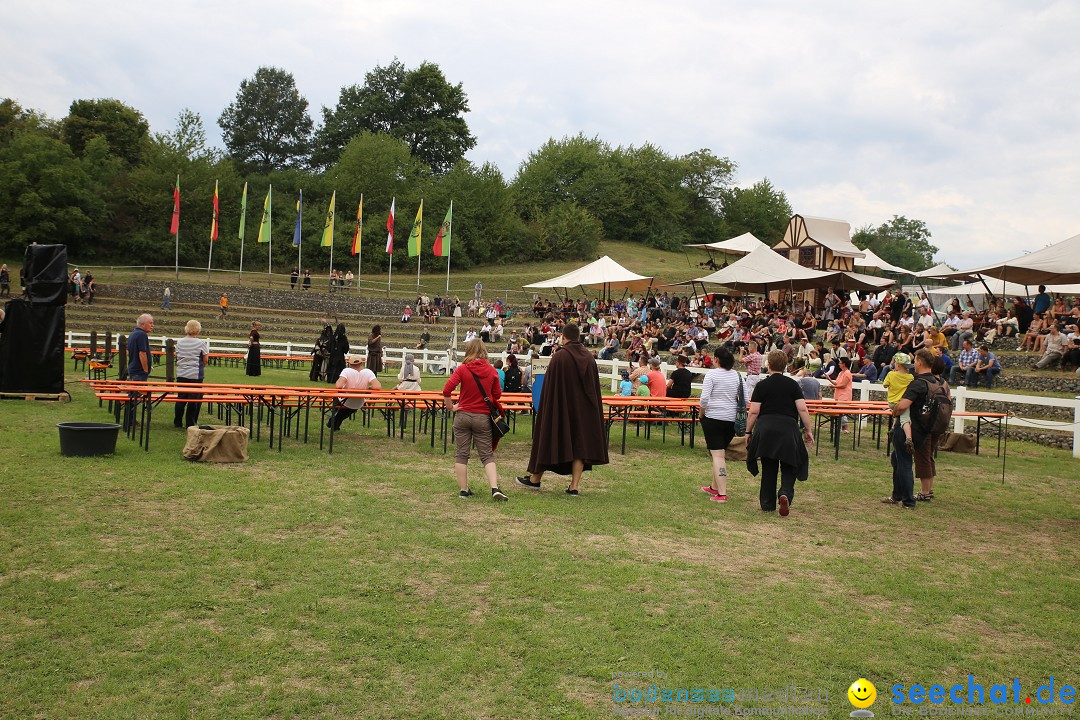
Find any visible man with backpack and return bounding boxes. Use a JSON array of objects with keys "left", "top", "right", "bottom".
[{"left": 885, "top": 349, "right": 951, "bottom": 508}]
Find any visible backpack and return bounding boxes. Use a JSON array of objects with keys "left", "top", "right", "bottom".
[{"left": 914, "top": 377, "right": 952, "bottom": 435}]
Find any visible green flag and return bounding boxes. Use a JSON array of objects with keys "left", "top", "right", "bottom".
[
  {"left": 238, "top": 182, "right": 248, "bottom": 241},
  {"left": 257, "top": 186, "right": 272, "bottom": 244},
  {"left": 321, "top": 191, "right": 336, "bottom": 247},
  {"left": 433, "top": 203, "right": 451, "bottom": 257}
]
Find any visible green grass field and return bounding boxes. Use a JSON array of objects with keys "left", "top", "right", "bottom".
[{"left": 1, "top": 365, "right": 1078, "bottom": 719}]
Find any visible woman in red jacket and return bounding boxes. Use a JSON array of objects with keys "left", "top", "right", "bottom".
[{"left": 442, "top": 339, "right": 509, "bottom": 501}]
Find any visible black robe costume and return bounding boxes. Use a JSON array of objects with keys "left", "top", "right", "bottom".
[
  {"left": 245, "top": 329, "right": 262, "bottom": 377},
  {"left": 526, "top": 339, "right": 609, "bottom": 476},
  {"left": 326, "top": 329, "right": 349, "bottom": 383}
]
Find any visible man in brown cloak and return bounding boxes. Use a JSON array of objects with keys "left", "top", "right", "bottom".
[{"left": 517, "top": 323, "right": 609, "bottom": 495}]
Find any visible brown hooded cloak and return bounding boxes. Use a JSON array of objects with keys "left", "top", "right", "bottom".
[{"left": 527, "top": 339, "right": 610, "bottom": 475}]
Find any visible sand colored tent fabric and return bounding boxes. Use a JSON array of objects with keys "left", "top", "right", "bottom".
[
  {"left": 914, "top": 263, "right": 958, "bottom": 279},
  {"left": 799, "top": 216, "right": 866, "bottom": 259},
  {"left": 692, "top": 245, "right": 892, "bottom": 292},
  {"left": 925, "top": 279, "right": 1028, "bottom": 298},
  {"left": 523, "top": 255, "right": 654, "bottom": 292},
  {"left": 684, "top": 232, "right": 768, "bottom": 255},
  {"left": 944, "top": 233, "right": 1080, "bottom": 285},
  {"left": 854, "top": 247, "right": 915, "bottom": 275}
]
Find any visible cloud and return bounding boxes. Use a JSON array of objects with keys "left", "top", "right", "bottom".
[{"left": 1, "top": 0, "right": 1077, "bottom": 268}]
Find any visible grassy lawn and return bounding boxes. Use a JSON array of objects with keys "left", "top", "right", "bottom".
[{"left": 1, "top": 365, "right": 1078, "bottom": 719}]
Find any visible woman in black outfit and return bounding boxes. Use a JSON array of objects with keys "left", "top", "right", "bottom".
[
  {"left": 310, "top": 324, "right": 333, "bottom": 382},
  {"left": 326, "top": 323, "right": 349, "bottom": 383},
  {"left": 245, "top": 321, "right": 262, "bottom": 377},
  {"left": 367, "top": 325, "right": 384, "bottom": 375},
  {"left": 745, "top": 350, "right": 815, "bottom": 517}
]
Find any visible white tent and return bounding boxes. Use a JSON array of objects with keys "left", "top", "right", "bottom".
[
  {"left": 926, "top": 279, "right": 1028, "bottom": 298},
  {"left": 692, "top": 245, "right": 893, "bottom": 293},
  {"left": 523, "top": 255, "right": 654, "bottom": 293},
  {"left": 914, "top": 262, "right": 958, "bottom": 279},
  {"left": 944, "top": 233, "right": 1080, "bottom": 285},
  {"left": 684, "top": 232, "right": 768, "bottom": 255},
  {"left": 854, "top": 248, "right": 915, "bottom": 275},
  {"left": 799, "top": 216, "right": 866, "bottom": 259}
]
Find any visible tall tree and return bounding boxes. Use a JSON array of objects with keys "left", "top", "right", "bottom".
[
  {"left": 313, "top": 60, "right": 475, "bottom": 173},
  {"left": 852, "top": 215, "right": 938, "bottom": 271},
  {"left": 719, "top": 178, "right": 793, "bottom": 246},
  {"left": 218, "top": 66, "right": 313, "bottom": 172},
  {"left": 157, "top": 108, "right": 217, "bottom": 162},
  {"left": 62, "top": 98, "right": 149, "bottom": 165}
]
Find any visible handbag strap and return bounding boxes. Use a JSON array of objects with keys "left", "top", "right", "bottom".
[
  {"left": 737, "top": 374, "right": 746, "bottom": 407},
  {"left": 467, "top": 369, "right": 501, "bottom": 416}
]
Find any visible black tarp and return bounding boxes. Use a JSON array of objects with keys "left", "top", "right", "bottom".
[{"left": 0, "top": 299, "right": 65, "bottom": 393}]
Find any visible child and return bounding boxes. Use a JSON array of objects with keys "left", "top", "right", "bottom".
[
  {"left": 619, "top": 369, "right": 633, "bottom": 396},
  {"left": 882, "top": 352, "right": 915, "bottom": 453}
]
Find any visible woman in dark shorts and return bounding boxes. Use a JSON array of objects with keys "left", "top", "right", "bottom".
[
  {"left": 698, "top": 347, "right": 742, "bottom": 503},
  {"left": 745, "top": 350, "right": 815, "bottom": 517}
]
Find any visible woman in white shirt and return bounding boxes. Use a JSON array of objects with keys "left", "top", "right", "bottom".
[
  {"left": 698, "top": 346, "right": 742, "bottom": 504},
  {"left": 396, "top": 353, "right": 422, "bottom": 391},
  {"left": 174, "top": 319, "right": 208, "bottom": 428}
]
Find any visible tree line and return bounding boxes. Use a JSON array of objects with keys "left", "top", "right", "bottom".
[{"left": 0, "top": 60, "right": 935, "bottom": 272}]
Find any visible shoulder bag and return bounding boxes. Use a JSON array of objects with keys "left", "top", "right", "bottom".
[{"left": 468, "top": 370, "right": 510, "bottom": 438}]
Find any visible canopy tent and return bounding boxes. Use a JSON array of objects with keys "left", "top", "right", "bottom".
[
  {"left": 523, "top": 255, "right": 654, "bottom": 294},
  {"left": 684, "top": 232, "right": 768, "bottom": 255},
  {"left": 927, "top": 279, "right": 1080, "bottom": 298},
  {"left": 799, "top": 216, "right": 866, "bottom": 260},
  {"left": 943, "top": 233, "right": 1080, "bottom": 285},
  {"left": 690, "top": 245, "right": 893, "bottom": 293},
  {"left": 914, "top": 262, "right": 958, "bottom": 279},
  {"left": 853, "top": 247, "right": 916, "bottom": 275}
]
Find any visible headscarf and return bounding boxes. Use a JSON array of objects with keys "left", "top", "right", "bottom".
[{"left": 403, "top": 353, "right": 416, "bottom": 379}]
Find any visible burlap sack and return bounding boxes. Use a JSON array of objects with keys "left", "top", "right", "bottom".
[
  {"left": 724, "top": 434, "right": 748, "bottom": 461},
  {"left": 939, "top": 431, "right": 976, "bottom": 453},
  {"left": 183, "top": 425, "right": 250, "bottom": 462}
]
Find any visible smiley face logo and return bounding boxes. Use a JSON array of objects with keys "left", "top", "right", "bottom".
[{"left": 848, "top": 678, "right": 877, "bottom": 709}]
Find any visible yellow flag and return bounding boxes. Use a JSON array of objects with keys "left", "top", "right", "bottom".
[{"left": 321, "top": 191, "right": 336, "bottom": 247}]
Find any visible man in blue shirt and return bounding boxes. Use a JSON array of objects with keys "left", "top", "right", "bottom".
[
  {"left": 973, "top": 344, "right": 1001, "bottom": 388},
  {"left": 1032, "top": 285, "right": 1053, "bottom": 315},
  {"left": 852, "top": 354, "right": 879, "bottom": 383},
  {"left": 127, "top": 313, "right": 154, "bottom": 381}
]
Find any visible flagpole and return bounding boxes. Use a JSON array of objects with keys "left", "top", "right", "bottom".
[
  {"left": 362, "top": 193, "right": 367, "bottom": 293},
  {"left": 239, "top": 182, "right": 247, "bottom": 284},
  {"left": 267, "top": 184, "right": 273, "bottom": 287},
  {"left": 174, "top": 174, "right": 180, "bottom": 280},
  {"left": 297, "top": 188, "right": 302, "bottom": 279},
  {"left": 445, "top": 200, "right": 453, "bottom": 295},
  {"left": 387, "top": 254, "right": 393, "bottom": 298}
]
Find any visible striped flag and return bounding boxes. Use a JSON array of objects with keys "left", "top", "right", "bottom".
[
  {"left": 433, "top": 203, "right": 451, "bottom": 257},
  {"left": 385, "top": 197, "right": 395, "bottom": 253}
]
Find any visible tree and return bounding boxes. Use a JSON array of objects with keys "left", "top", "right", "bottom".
[
  {"left": 157, "top": 108, "right": 217, "bottom": 162},
  {"left": 535, "top": 202, "right": 603, "bottom": 261},
  {"left": 0, "top": 98, "right": 59, "bottom": 144},
  {"left": 313, "top": 60, "right": 476, "bottom": 173},
  {"left": 719, "top": 178, "right": 793, "bottom": 246},
  {"left": 852, "top": 215, "right": 938, "bottom": 271},
  {"left": 513, "top": 134, "right": 623, "bottom": 231},
  {"left": 218, "top": 66, "right": 313, "bottom": 172},
  {"left": 62, "top": 98, "right": 149, "bottom": 165}
]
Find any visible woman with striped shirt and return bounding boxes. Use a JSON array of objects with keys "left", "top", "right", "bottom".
[{"left": 699, "top": 347, "right": 742, "bottom": 503}]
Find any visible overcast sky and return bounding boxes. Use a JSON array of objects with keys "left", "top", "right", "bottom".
[{"left": 2, "top": 0, "right": 1078, "bottom": 268}]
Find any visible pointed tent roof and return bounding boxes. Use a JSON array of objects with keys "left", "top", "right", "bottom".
[
  {"left": 914, "top": 262, "right": 957, "bottom": 279},
  {"left": 692, "top": 245, "right": 892, "bottom": 292},
  {"left": 943, "top": 233, "right": 1080, "bottom": 285},
  {"left": 522, "top": 255, "right": 654, "bottom": 292},
  {"left": 854, "top": 247, "right": 915, "bottom": 275},
  {"left": 684, "top": 232, "right": 768, "bottom": 255}
]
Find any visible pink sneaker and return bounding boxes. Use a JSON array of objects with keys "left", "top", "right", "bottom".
[
  {"left": 709, "top": 494, "right": 728, "bottom": 503},
  {"left": 701, "top": 486, "right": 719, "bottom": 496}
]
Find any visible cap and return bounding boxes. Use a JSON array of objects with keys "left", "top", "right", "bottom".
[
  {"left": 892, "top": 353, "right": 911, "bottom": 366},
  {"left": 348, "top": 355, "right": 364, "bottom": 366},
  {"left": 648, "top": 357, "right": 661, "bottom": 367}
]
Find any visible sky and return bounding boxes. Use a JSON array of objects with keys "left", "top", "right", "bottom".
[{"left": 2, "top": 0, "right": 1078, "bottom": 269}]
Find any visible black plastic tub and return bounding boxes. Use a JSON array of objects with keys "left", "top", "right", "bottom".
[{"left": 57, "top": 422, "right": 122, "bottom": 457}]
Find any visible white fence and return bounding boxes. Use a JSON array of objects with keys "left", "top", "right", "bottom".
[{"left": 68, "top": 330, "right": 1080, "bottom": 458}]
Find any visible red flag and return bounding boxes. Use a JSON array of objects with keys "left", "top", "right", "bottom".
[
  {"left": 169, "top": 176, "right": 180, "bottom": 235},
  {"left": 210, "top": 180, "right": 219, "bottom": 241}
]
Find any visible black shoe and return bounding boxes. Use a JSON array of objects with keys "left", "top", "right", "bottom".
[
  {"left": 901, "top": 503, "right": 916, "bottom": 510},
  {"left": 565, "top": 487, "right": 579, "bottom": 496},
  {"left": 458, "top": 489, "right": 474, "bottom": 498},
  {"left": 516, "top": 475, "right": 541, "bottom": 490},
  {"left": 491, "top": 488, "right": 508, "bottom": 501}
]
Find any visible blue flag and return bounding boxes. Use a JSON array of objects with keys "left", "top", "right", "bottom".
[{"left": 292, "top": 190, "right": 303, "bottom": 246}]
